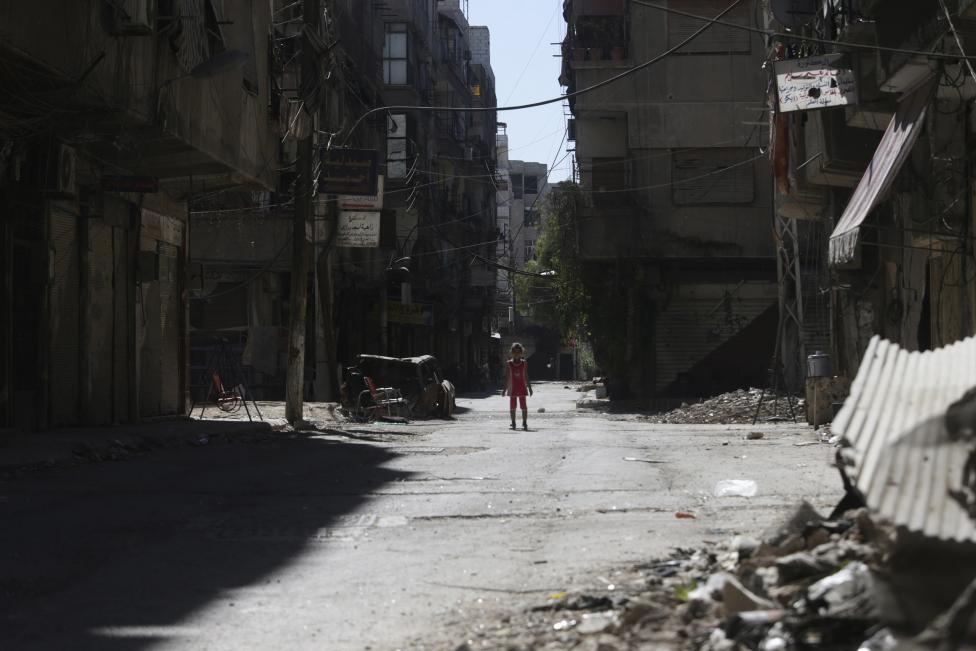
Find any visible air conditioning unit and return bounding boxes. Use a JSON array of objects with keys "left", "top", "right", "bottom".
[
  {"left": 55, "top": 145, "right": 77, "bottom": 196},
  {"left": 112, "top": 0, "right": 154, "bottom": 35}
]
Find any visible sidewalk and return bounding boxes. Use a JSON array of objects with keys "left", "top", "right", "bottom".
[{"left": 0, "top": 402, "right": 341, "bottom": 475}]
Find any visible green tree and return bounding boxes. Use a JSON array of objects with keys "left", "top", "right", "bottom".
[{"left": 516, "top": 183, "right": 590, "bottom": 340}]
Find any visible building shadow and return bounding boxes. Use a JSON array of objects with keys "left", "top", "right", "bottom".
[{"left": 0, "top": 435, "right": 410, "bottom": 650}]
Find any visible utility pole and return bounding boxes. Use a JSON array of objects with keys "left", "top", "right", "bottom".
[{"left": 285, "top": 0, "right": 319, "bottom": 424}]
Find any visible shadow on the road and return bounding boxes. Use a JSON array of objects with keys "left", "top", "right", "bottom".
[{"left": 0, "top": 435, "right": 411, "bottom": 650}]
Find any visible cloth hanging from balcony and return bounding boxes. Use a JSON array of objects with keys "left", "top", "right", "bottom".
[
  {"left": 173, "top": 0, "right": 227, "bottom": 74},
  {"left": 827, "top": 75, "right": 938, "bottom": 266}
]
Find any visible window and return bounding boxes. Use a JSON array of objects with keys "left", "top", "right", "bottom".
[
  {"left": 590, "top": 158, "right": 631, "bottom": 207},
  {"left": 523, "top": 209, "right": 540, "bottom": 227},
  {"left": 511, "top": 173, "right": 523, "bottom": 199},
  {"left": 524, "top": 239, "right": 535, "bottom": 261},
  {"left": 671, "top": 148, "right": 755, "bottom": 205},
  {"left": 387, "top": 114, "right": 408, "bottom": 179},
  {"left": 384, "top": 23, "right": 408, "bottom": 85},
  {"left": 524, "top": 175, "right": 539, "bottom": 195}
]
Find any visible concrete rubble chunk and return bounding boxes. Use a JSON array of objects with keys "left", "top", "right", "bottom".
[
  {"left": 775, "top": 551, "right": 839, "bottom": 583},
  {"left": 758, "top": 501, "right": 825, "bottom": 557},
  {"left": 722, "top": 575, "right": 776, "bottom": 615}
]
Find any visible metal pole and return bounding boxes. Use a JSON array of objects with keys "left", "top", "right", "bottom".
[{"left": 285, "top": 0, "right": 319, "bottom": 424}]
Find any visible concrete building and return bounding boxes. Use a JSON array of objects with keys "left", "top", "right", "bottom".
[
  {"left": 0, "top": 1, "right": 278, "bottom": 429},
  {"left": 493, "top": 130, "right": 550, "bottom": 325},
  {"left": 561, "top": 0, "right": 777, "bottom": 403},
  {"left": 767, "top": 1, "right": 976, "bottom": 380}
]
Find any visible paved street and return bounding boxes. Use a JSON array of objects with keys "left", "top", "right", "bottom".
[{"left": 1, "top": 384, "right": 842, "bottom": 650}]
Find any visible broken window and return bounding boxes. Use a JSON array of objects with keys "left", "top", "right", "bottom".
[
  {"left": 384, "top": 23, "right": 408, "bottom": 85},
  {"left": 591, "top": 158, "right": 631, "bottom": 207},
  {"left": 511, "top": 174, "right": 523, "bottom": 199},
  {"left": 671, "top": 148, "right": 755, "bottom": 205}
]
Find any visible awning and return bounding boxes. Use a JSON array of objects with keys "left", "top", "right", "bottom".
[{"left": 827, "top": 76, "right": 939, "bottom": 266}]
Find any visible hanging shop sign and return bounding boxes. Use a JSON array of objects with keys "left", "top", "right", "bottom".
[
  {"left": 338, "top": 175, "right": 385, "bottom": 211},
  {"left": 337, "top": 211, "right": 381, "bottom": 248},
  {"left": 388, "top": 301, "right": 434, "bottom": 327},
  {"left": 774, "top": 54, "right": 857, "bottom": 113},
  {"left": 320, "top": 148, "right": 379, "bottom": 195}
]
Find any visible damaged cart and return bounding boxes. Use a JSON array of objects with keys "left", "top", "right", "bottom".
[{"left": 341, "top": 354, "right": 456, "bottom": 421}]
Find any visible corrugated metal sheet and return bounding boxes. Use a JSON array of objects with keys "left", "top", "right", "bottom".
[
  {"left": 667, "top": 0, "right": 751, "bottom": 53},
  {"left": 833, "top": 335, "right": 976, "bottom": 543},
  {"left": 655, "top": 284, "right": 776, "bottom": 391},
  {"left": 828, "top": 75, "right": 937, "bottom": 266}
]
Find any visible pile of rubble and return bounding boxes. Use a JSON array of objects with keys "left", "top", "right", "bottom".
[
  {"left": 449, "top": 501, "right": 976, "bottom": 650},
  {"left": 643, "top": 389, "right": 800, "bottom": 425}
]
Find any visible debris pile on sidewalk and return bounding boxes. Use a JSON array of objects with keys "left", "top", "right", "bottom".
[
  {"left": 449, "top": 499, "right": 976, "bottom": 650},
  {"left": 643, "top": 389, "right": 799, "bottom": 425},
  {"left": 447, "top": 336, "right": 976, "bottom": 650}
]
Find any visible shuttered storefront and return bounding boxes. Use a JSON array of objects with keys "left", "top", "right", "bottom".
[
  {"left": 139, "top": 209, "right": 184, "bottom": 418},
  {"left": 88, "top": 221, "right": 115, "bottom": 424},
  {"left": 49, "top": 205, "right": 79, "bottom": 427},
  {"left": 654, "top": 283, "right": 777, "bottom": 392}
]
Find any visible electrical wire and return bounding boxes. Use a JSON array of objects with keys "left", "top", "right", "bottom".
[
  {"left": 341, "top": 0, "right": 746, "bottom": 143},
  {"left": 631, "top": 0, "right": 976, "bottom": 62}
]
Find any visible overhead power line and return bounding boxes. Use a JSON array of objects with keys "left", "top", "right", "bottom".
[
  {"left": 342, "top": 0, "right": 746, "bottom": 143},
  {"left": 631, "top": 0, "right": 976, "bottom": 62}
]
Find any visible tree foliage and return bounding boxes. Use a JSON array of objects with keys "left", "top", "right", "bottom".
[{"left": 516, "top": 183, "right": 591, "bottom": 340}]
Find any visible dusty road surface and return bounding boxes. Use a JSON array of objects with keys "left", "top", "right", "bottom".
[{"left": 0, "top": 384, "right": 841, "bottom": 650}]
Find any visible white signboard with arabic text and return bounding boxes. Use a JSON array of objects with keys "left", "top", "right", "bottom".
[
  {"left": 337, "top": 211, "right": 381, "bottom": 248},
  {"left": 338, "top": 175, "right": 385, "bottom": 211},
  {"left": 775, "top": 54, "right": 857, "bottom": 113}
]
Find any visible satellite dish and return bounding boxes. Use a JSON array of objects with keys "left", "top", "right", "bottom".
[{"left": 771, "top": 0, "right": 817, "bottom": 28}]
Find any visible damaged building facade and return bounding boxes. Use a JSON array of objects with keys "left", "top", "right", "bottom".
[
  {"left": 0, "top": 1, "right": 278, "bottom": 429},
  {"left": 560, "top": 0, "right": 777, "bottom": 402},
  {"left": 190, "top": 0, "right": 500, "bottom": 401},
  {"left": 771, "top": 1, "right": 976, "bottom": 382},
  {"left": 1, "top": 0, "right": 499, "bottom": 430}
]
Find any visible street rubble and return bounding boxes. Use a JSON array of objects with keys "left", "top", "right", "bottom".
[
  {"left": 444, "top": 499, "right": 976, "bottom": 651},
  {"left": 643, "top": 389, "right": 801, "bottom": 425}
]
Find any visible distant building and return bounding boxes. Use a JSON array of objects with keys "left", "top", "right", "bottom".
[
  {"left": 561, "top": 0, "right": 776, "bottom": 402},
  {"left": 494, "top": 126, "right": 550, "bottom": 327}
]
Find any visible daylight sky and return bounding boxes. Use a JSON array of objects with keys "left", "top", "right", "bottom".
[{"left": 467, "top": 0, "right": 572, "bottom": 182}]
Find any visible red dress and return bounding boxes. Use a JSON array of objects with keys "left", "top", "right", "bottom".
[{"left": 508, "top": 359, "right": 528, "bottom": 397}]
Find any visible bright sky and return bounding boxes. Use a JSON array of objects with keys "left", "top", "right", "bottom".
[{"left": 467, "top": 0, "right": 572, "bottom": 182}]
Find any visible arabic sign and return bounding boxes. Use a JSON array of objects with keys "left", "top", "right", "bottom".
[
  {"left": 775, "top": 54, "right": 858, "bottom": 113},
  {"left": 388, "top": 301, "right": 433, "bottom": 327},
  {"left": 338, "top": 175, "right": 385, "bottom": 211},
  {"left": 320, "top": 149, "right": 379, "bottom": 195},
  {"left": 337, "top": 211, "right": 381, "bottom": 248}
]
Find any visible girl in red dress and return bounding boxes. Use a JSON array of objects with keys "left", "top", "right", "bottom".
[{"left": 503, "top": 342, "right": 533, "bottom": 430}]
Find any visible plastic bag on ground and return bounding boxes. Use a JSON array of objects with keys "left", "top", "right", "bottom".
[{"left": 714, "top": 479, "right": 759, "bottom": 497}]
